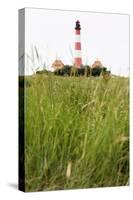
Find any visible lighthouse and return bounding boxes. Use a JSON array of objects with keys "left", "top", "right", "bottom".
[{"left": 74, "top": 20, "right": 82, "bottom": 68}]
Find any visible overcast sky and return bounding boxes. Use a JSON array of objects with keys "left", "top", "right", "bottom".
[{"left": 24, "top": 8, "right": 129, "bottom": 76}]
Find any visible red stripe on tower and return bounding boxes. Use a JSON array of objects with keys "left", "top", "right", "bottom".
[{"left": 74, "top": 20, "right": 82, "bottom": 68}]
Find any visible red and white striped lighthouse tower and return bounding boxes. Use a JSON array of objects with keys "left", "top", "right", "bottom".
[{"left": 74, "top": 20, "right": 82, "bottom": 68}]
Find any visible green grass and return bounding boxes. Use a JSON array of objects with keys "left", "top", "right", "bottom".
[{"left": 23, "top": 74, "right": 129, "bottom": 192}]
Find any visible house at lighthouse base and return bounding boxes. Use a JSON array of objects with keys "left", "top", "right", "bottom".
[
  {"left": 91, "top": 59, "right": 103, "bottom": 68},
  {"left": 52, "top": 59, "right": 64, "bottom": 70}
]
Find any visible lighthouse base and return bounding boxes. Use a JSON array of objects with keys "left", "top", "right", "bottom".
[{"left": 74, "top": 57, "right": 82, "bottom": 68}]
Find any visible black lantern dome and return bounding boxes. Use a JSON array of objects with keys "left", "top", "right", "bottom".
[{"left": 75, "top": 20, "right": 81, "bottom": 30}]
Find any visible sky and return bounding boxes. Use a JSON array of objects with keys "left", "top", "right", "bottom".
[{"left": 22, "top": 8, "right": 129, "bottom": 76}]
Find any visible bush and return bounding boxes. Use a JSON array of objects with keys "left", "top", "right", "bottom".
[
  {"left": 91, "top": 67, "right": 102, "bottom": 76},
  {"left": 54, "top": 65, "right": 108, "bottom": 77}
]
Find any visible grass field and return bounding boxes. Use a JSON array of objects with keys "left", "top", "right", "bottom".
[{"left": 21, "top": 74, "right": 129, "bottom": 192}]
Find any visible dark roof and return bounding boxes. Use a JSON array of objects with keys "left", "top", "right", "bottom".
[{"left": 75, "top": 20, "right": 81, "bottom": 30}]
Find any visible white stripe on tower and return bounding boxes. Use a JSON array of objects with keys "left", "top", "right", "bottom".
[
  {"left": 74, "top": 20, "right": 82, "bottom": 68},
  {"left": 75, "top": 35, "right": 81, "bottom": 42},
  {"left": 75, "top": 50, "right": 82, "bottom": 57}
]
